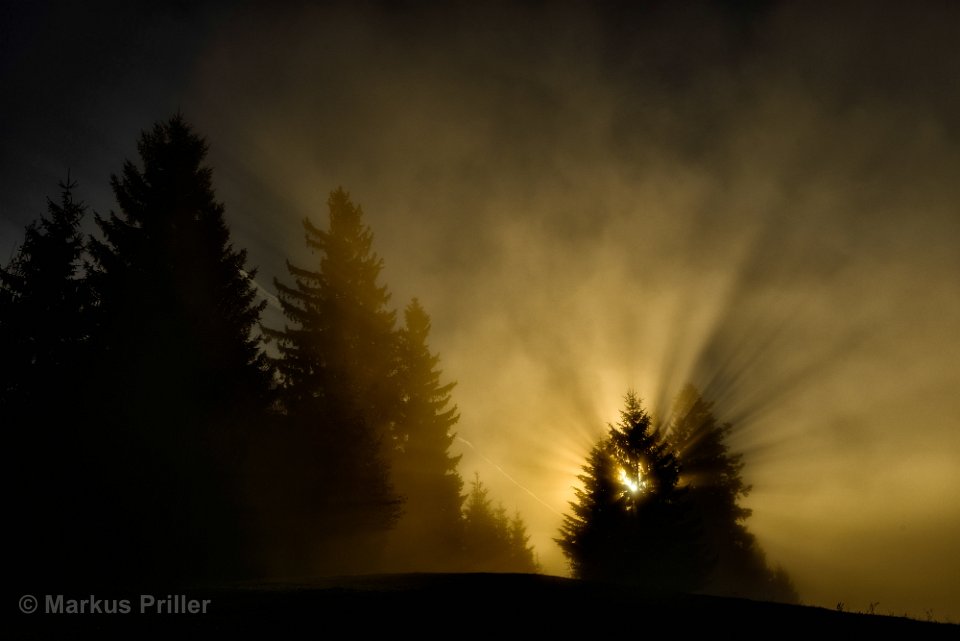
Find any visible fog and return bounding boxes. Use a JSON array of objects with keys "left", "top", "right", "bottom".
[{"left": 3, "top": 0, "right": 958, "bottom": 620}]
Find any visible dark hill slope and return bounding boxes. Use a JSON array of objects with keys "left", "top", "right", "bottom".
[{"left": 14, "top": 573, "right": 956, "bottom": 638}]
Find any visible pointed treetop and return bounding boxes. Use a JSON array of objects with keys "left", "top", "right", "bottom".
[{"left": 403, "top": 297, "right": 431, "bottom": 341}]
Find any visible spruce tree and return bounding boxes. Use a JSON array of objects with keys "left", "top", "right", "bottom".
[
  {"left": 266, "top": 187, "right": 400, "bottom": 573},
  {"left": 557, "top": 391, "right": 707, "bottom": 591},
  {"left": 1, "top": 178, "right": 87, "bottom": 405},
  {"left": 507, "top": 511, "right": 540, "bottom": 573},
  {"left": 667, "top": 385, "right": 798, "bottom": 602},
  {"left": 86, "top": 115, "right": 273, "bottom": 583},
  {"left": 462, "top": 473, "right": 505, "bottom": 571},
  {"left": 462, "top": 473, "right": 539, "bottom": 572},
  {"left": 388, "top": 297, "right": 464, "bottom": 570},
  {"left": 4, "top": 178, "right": 92, "bottom": 585}
]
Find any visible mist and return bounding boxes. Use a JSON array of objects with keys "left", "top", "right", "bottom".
[
  {"left": 180, "top": 1, "right": 960, "bottom": 617},
  {"left": 3, "top": 0, "right": 958, "bottom": 621}
]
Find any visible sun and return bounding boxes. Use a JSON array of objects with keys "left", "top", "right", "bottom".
[{"left": 617, "top": 466, "right": 643, "bottom": 494}]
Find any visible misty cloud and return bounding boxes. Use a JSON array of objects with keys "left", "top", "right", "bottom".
[
  {"left": 180, "top": 1, "right": 960, "bottom": 617},
  {"left": 2, "top": 0, "right": 956, "bottom": 620}
]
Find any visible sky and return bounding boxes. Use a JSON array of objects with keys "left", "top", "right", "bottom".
[{"left": 2, "top": 0, "right": 959, "bottom": 620}]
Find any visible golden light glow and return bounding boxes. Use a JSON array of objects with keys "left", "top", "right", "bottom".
[
  {"left": 618, "top": 466, "right": 643, "bottom": 494},
  {"left": 190, "top": 2, "right": 960, "bottom": 620}
]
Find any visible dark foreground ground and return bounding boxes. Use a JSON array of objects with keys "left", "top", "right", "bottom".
[{"left": 13, "top": 573, "right": 957, "bottom": 638}]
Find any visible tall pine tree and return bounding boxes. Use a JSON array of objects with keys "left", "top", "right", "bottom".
[
  {"left": 667, "top": 384, "right": 798, "bottom": 602},
  {"left": 1, "top": 177, "right": 87, "bottom": 405},
  {"left": 86, "top": 115, "right": 273, "bottom": 584},
  {"left": 4, "top": 178, "right": 92, "bottom": 586},
  {"left": 265, "top": 187, "right": 400, "bottom": 574},
  {"left": 387, "top": 298, "right": 465, "bottom": 570},
  {"left": 557, "top": 391, "right": 707, "bottom": 591}
]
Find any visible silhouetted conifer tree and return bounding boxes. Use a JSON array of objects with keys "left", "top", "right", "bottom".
[
  {"left": 265, "top": 187, "right": 400, "bottom": 574},
  {"left": 4, "top": 178, "right": 92, "bottom": 585},
  {"left": 387, "top": 298, "right": 465, "bottom": 570},
  {"left": 462, "top": 473, "right": 505, "bottom": 570},
  {"left": 86, "top": 115, "right": 273, "bottom": 583},
  {"left": 462, "top": 473, "right": 539, "bottom": 572},
  {"left": 507, "top": 511, "right": 539, "bottom": 573},
  {"left": 1, "top": 178, "right": 87, "bottom": 403},
  {"left": 557, "top": 391, "right": 707, "bottom": 591},
  {"left": 667, "top": 384, "right": 798, "bottom": 603}
]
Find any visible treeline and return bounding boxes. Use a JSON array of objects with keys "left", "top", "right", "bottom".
[{"left": 3, "top": 116, "right": 536, "bottom": 587}]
